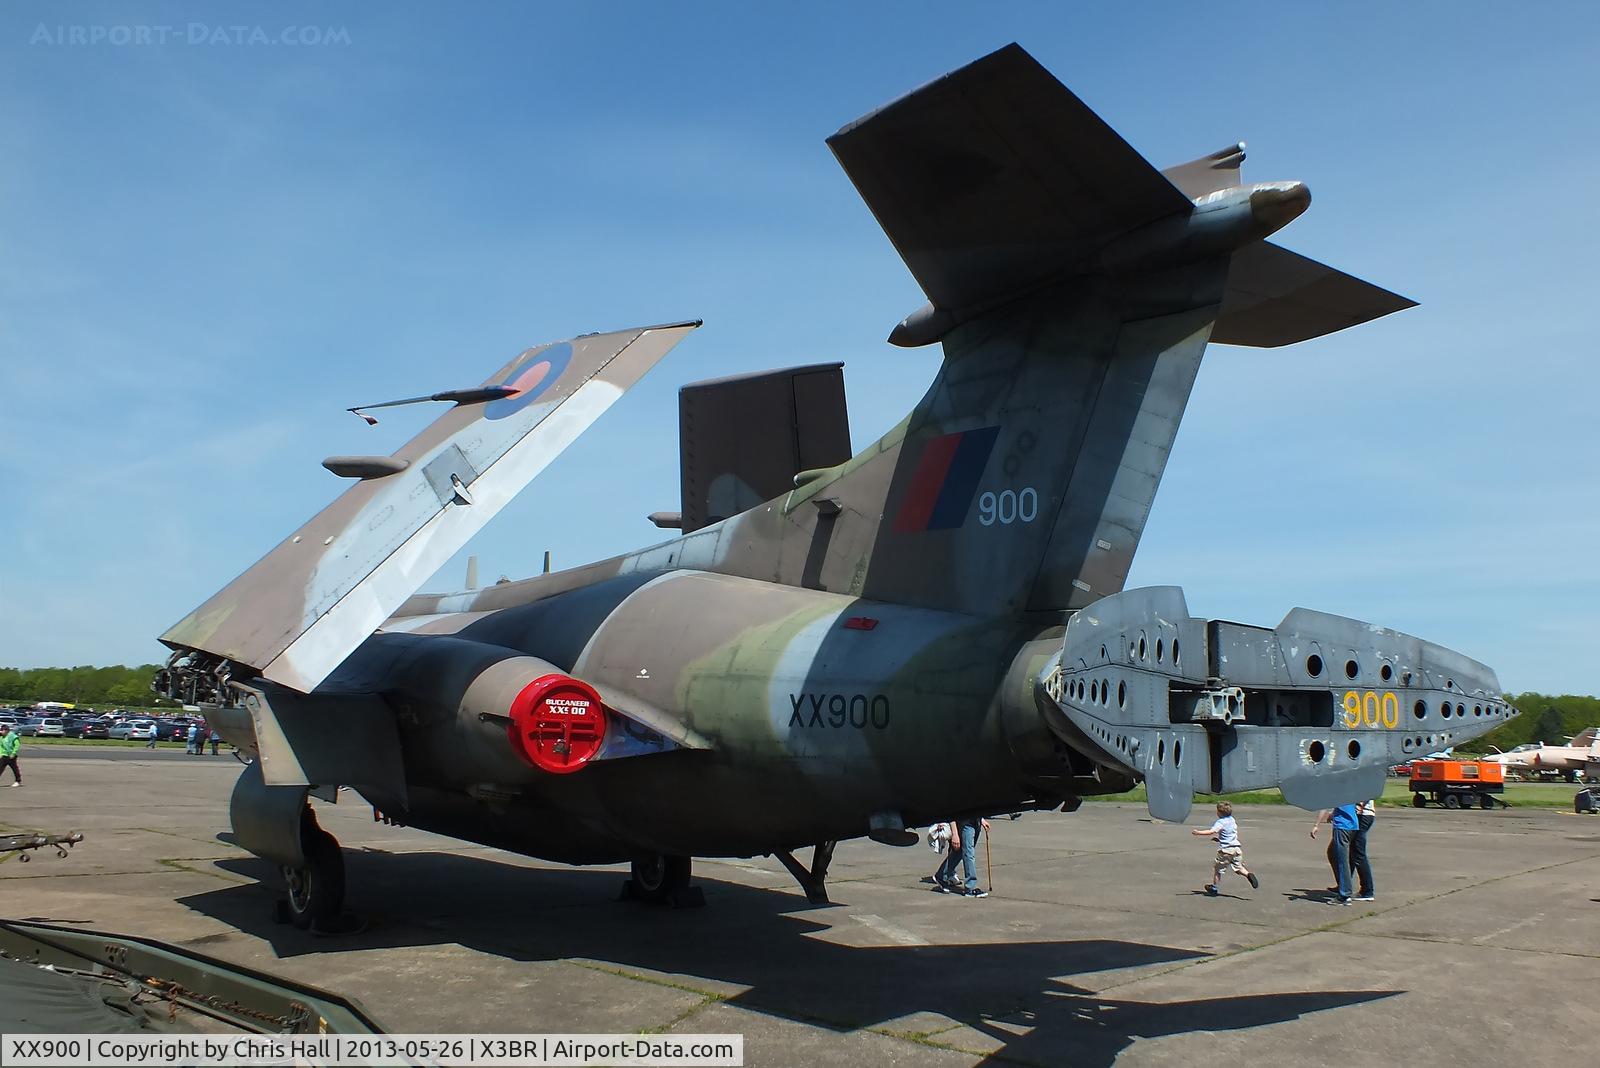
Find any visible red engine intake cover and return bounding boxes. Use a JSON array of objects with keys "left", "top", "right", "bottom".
[{"left": 506, "top": 674, "right": 608, "bottom": 774}]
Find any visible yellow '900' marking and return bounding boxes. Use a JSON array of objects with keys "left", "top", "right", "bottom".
[{"left": 1343, "top": 691, "right": 1400, "bottom": 729}]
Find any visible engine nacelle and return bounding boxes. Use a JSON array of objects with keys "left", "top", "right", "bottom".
[{"left": 378, "top": 636, "right": 612, "bottom": 782}]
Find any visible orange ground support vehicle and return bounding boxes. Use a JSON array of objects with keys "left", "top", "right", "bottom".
[{"left": 1409, "top": 759, "right": 1508, "bottom": 809}]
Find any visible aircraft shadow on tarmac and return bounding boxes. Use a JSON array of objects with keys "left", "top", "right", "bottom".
[{"left": 180, "top": 850, "right": 1396, "bottom": 1066}]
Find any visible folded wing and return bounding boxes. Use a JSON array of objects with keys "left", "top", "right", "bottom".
[{"left": 162, "top": 321, "right": 699, "bottom": 692}]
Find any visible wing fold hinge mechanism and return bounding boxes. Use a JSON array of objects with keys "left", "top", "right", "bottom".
[{"left": 1037, "top": 586, "right": 1516, "bottom": 822}]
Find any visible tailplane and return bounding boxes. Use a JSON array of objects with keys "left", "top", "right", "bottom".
[{"left": 761, "top": 44, "right": 1413, "bottom": 616}]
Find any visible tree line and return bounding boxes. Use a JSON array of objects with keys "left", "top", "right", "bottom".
[
  {"left": 1458, "top": 692, "right": 1600, "bottom": 753},
  {"left": 0, "top": 665, "right": 177, "bottom": 710}
]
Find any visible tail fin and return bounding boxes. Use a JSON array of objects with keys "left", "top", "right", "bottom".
[{"left": 738, "top": 45, "right": 1412, "bottom": 617}]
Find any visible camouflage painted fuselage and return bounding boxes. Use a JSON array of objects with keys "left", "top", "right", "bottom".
[{"left": 362, "top": 567, "right": 1074, "bottom": 863}]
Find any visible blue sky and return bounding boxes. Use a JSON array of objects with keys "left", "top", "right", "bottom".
[{"left": 0, "top": 2, "right": 1595, "bottom": 695}]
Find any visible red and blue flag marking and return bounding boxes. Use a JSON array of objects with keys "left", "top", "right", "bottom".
[{"left": 893, "top": 426, "right": 1001, "bottom": 532}]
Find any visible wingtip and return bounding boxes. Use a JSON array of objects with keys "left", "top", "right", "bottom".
[{"left": 827, "top": 42, "right": 1040, "bottom": 145}]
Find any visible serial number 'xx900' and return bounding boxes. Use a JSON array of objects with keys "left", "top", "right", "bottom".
[{"left": 789, "top": 692, "right": 891, "bottom": 729}]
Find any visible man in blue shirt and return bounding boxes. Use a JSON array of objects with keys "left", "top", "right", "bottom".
[{"left": 1310, "top": 804, "right": 1360, "bottom": 903}]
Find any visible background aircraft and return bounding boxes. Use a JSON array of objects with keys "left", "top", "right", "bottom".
[
  {"left": 155, "top": 45, "right": 1515, "bottom": 928},
  {"left": 1484, "top": 729, "right": 1598, "bottom": 781}
]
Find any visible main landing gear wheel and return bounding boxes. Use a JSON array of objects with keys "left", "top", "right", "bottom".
[
  {"left": 281, "top": 827, "right": 345, "bottom": 930},
  {"left": 623, "top": 854, "right": 701, "bottom": 907}
]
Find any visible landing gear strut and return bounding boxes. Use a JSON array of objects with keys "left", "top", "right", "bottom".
[
  {"left": 278, "top": 811, "right": 345, "bottom": 930},
  {"left": 775, "top": 841, "right": 836, "bottom": 905},
  {"left": 621, "top": 854, "right": 703, "bottom": 908}
]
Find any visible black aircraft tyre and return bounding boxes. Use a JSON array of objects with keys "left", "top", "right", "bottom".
[
  {"left": 283, "top": 828, "right": 345, "bottom": 929},
  {"left": 631, "top": 854, "right": 691, "bottom": 903}
]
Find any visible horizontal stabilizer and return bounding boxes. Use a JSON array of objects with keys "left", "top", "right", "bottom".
[
  {"left": 162, "top": 321, "right": 699, "bottom": 693},
  {"left": 827, "top": 43, "right": 1191, "bottom": 313},
  {"left": 1213, "top": 241, "right": 1416, "bottom": 347}
]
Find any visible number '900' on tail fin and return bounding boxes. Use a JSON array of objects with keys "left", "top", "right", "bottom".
[{"left": 161, "top": 321, "right": 699, "bottom": 693}]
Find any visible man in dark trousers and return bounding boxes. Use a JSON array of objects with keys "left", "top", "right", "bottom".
[
  {"left": 0, "top": 724, "right": 23, "bottom": 787},
  {"left": 1347, "top": 799, "right": 1376, "bottom": 902},
  {"left": 1310, "top": 803, "right": 1360, "bottom": 904}
]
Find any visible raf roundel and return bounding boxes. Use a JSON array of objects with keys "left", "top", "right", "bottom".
[{"left": 484, "top": 341, "right": 574, "bottom": 420}]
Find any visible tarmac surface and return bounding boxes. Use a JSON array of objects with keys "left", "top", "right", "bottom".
[{"left": 2, "top": 748, "right": 1597, "bottom": 1066}]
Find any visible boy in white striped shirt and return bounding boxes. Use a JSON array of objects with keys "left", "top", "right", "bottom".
[{"left": 1192, "top": 800, "right": 1259, "bottom": 895}]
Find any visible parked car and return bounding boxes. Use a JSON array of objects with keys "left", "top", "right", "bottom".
[
  {"left": 112, "top": 720, "right": 158, "bottom": 741},
  {"left": 164, "top": 717, "right": 204, "bottom": 742},
  {"left": 13, "top": 717, "right": 41, "bottom": 736},
  {"left": 77, "top": 720, "right": 110, "bottom": 739},
  {"left": 35, "top": 718, "right": 66, "bottom": 737}
]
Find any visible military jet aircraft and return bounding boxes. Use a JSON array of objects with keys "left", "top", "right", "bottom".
[
  {"left": 1484, "top": 729, "right": 1598, "bottom": 781},
  {"left": 155, "top": 44, "right": 1516, "bottom": 928}
]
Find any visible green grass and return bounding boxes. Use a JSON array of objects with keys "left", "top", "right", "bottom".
[{"left": 1083, "top": 777, "right": 1585, "bottom": 810}]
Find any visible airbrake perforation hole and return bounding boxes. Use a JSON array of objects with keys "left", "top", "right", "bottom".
[
  {"left": 1348, "top": 740, "right": 1361, "bottom": 760},
  {"left": 1138, "top": 635, "right": 1147, "bottom": 660},
  {"left": 1309, "top": 740, "right": 1326, "bottom": 764},
  {"left": 1380, "top": 663, "right": 1394, "bottom": 682},
  {"left": 1306, "top": 654, "right": 1324, "bottom": 678},
  {"left": 1158, "top": 737, "right": 1166, "bottom": 764},
  {"left": 1474, "top": 705, "right": 1482, "bottom": 716},
  {"left": 1156, "top": 638, "right": 1164, "bottom": 663},
  {"left": 1172, "top": 639, "right": 1181, "bottom": 667},
  {"left": 1117, "top": 681, "right": 1127, "bottom": 708},
  {"left": 1413, "top": 700, "right": 1427, "bottom": 720},
  {"left": 1173, "top": 739, "right": 1183, "bottom": 767},
  {"left": 1345, "top": 659, "right": 1359, "bottom": 679}
]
